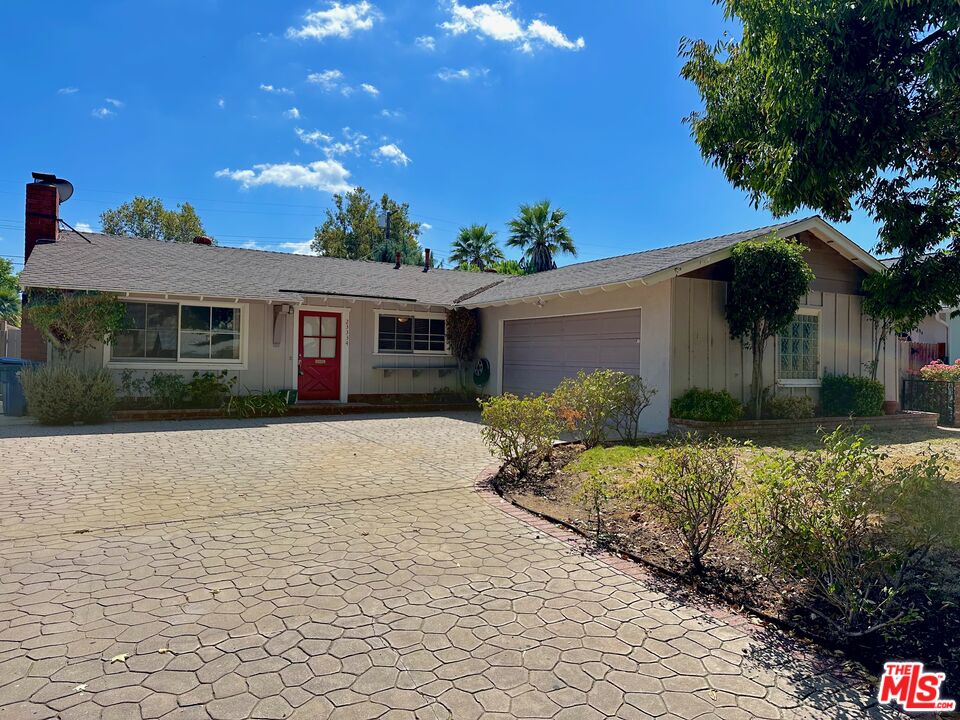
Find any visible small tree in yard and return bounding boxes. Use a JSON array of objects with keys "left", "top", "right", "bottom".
[
  {"left": 26, "top": 291, "right": 129, "bottom": 356},
  {"left": 726, "top": 235, "right": 813, "bottom": 418},
  {"left": 573, "top": 470, "right": 618, "bottom": 546},
  {"left": 632, "top": 435, "right": 740, "bottom": 574}
]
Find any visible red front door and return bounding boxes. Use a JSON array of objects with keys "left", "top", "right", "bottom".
[{"left": 298, "top": 311, "right": 341, "bottom": 401}]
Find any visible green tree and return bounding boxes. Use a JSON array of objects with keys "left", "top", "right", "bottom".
[
  {"left": 725, "top": 235, "right": 814, "bottom": 419},
  {"left": 25, "top": 291, "right": 129, "bottom": 356},
  {"left": 506, "top": 200, "right": 576, "bottom": 273},
  {"left": 449, "top": 224, "right": 504, "bottom": 270},
  {"left": 100, "top": 197, "right": 208, "bottom": 243},
  {"left": 311, "top": 187, "right": 423, "bottom": 264},
  {"left": 0, "top": 258, "right": 20, "bottom": 325},
  {"left": 681, "top": 1, "right": 960, "bottom": 323}
]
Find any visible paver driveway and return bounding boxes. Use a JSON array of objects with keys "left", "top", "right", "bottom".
[{"left": 0, "top": 413, "right": 887, "bottom": 719}]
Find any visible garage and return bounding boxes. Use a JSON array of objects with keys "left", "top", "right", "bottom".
[{"left": 501, "top": 308, "right": 642, "bottom": 396}]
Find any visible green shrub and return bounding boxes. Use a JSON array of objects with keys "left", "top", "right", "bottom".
[
  {"left": 820, "top": 373, "right": 885, "bottom": 417},
  {"left": 764, "top": 393, "right": 816, "bottom": 420},
  {"left": 479, "top": 393, "right": 559, "bottom": 477},
  {"left": 738, "top": 428, "right": 960, "bottom": 639},
  {"left": 188, "top": 370, "right": 236, "bottom": 408},
  {"left": 19, "top": 365, "right": 116, "bottom": 424},
  {"left": 227, "top": 391, "right": 289, "bottom": 418},
  {"left": 670, "top": 387, "right": 743, "bottom": 422},
  {"left": 552, "top": 370, "right": 619, "bottom": 448},
  {"left": 629, "top": 434, "right": 740, "bottom": 573},
  {"left": 552, "top": 370, "right": 656, "bottom": 447},
  {"left": 147, "top": 373, "right": 189, "bottom": 409}
]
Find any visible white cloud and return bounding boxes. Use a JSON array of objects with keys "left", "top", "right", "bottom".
[
  {"left": 436, "top": 67, "right": 488, "bottom": 82},
  {"left": 380, "top": 108, "right": 402, "bottom": 119},
  {"left": 373, "top": 143, "right": 411, "bottom": 166},
  {"left": 421, "top": 222, "right": 433, "bottom": 231},
  {"left": 215, "top": 160, "right": 352, "bottom": 194},
  {"left": 525, "top": 18, "right": 585, "bottom": 51},
  {"left": 415, "top": 35, "right": 436, "bottom": 51},
  {"left": 307, "top": 69, "right": 344, "bottom": 91},
  {"left": 360, "top": 83, "right": 379, "bottom": 97},
  {"left": 286, "top": 1, "right": 381, "bottom": 41},
  {"left": 218, "top": 97, "right": 226, "bottom": 109},
  {"left": 57, "top": 87, "right": 79, "bottom": 95},
  {"left": 440, "top": 1, "right": 584, "bottom": 53},
  {"left": 280, "top": 240, "right": 315, "bottom": 255},
  {"left": 283, "top": 107, "right": 301, "bottom": 119},
  {"left": 104, "top": 97, "right": 124, "bottom": 108},
  {"left": 74, "top": 222, "right": 94, "bottom": 233},
  {"left": 296, "top": 127, "right": 367, "bottom": 158},
  {"left": 296, "top": 128, "right": 334, "bottom": 146},
  {"left": 260, "top": 83, "right": 294, "bottom": 95},
  {"left": 91, "top": 107, "right": 115, "bottom": 119}
]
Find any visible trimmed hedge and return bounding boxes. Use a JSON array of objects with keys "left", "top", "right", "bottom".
[
  {"left": 820, "top": 374, "right": 885, "bottom": 417},
  {"left": 670, "top": 387, "right": 744, "bottom": 422}
]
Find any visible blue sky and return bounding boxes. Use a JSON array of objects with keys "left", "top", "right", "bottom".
[{"left": 0, "top": 0, "right": 882, "bottom": 272}]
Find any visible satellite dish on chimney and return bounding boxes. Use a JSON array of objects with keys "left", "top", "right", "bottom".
[{"left": 31, "top": 172, "right": 74, "bottom": 204}]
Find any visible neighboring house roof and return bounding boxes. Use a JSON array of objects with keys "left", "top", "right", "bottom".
[
  {"left": 18, "top": 231, "right": 498, "bottom": 306},
  {"left": 19, "top": 215, "right": 884, "bottom": 308}
]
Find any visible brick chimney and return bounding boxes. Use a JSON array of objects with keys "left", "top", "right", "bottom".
[
  {"left": 423, "top": 248, "right": 431, "bottom": 273},
  {"left": 21, "top": 173, "right": 64, "bottom": 361},
  {"left": 25, "top": 173, "right": 61, "bottom": 262},
  {"left": 192, "top": 235, "right": 213, "bottom": 246}
]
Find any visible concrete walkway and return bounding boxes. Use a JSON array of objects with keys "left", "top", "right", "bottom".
[{"left": 0, "top": 413, "right": 889, "bottom": 719}]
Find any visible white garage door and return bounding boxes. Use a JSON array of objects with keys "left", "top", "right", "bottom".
[{"left": 502, "top": 309, "right": 642, "bottom": 396}]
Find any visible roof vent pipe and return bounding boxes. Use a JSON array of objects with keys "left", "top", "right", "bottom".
[
  {"left": 394, "top": 251, "right": 401, "bottom": 269},
  {"left": 193, "top": 236, "right": 213, "bottom": 246},
  {"left": 423, "top": 248, "right": 430, "bottom": 272}
]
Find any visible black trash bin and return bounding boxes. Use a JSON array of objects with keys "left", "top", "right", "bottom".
[{"left": 0, "top": 358, "right": 40, "bottom": 417}]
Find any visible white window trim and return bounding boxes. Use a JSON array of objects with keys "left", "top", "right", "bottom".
[
  {"left": 372, "top": 309, "right": 451, "bottom": 357},
  {"left": 777, "top": 307, "right": 822, "bottom": 387},
  {"left": 105, "top": 299, "right": 249, "bottom": 370}
]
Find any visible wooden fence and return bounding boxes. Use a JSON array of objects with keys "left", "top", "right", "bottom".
[{"left": 0, "top": 321, "right": 20, "bottom": 358}]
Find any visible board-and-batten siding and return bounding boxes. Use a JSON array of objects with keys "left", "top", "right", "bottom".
[{"left": 670, "top": 277, "right": 899, "bottom": 403}]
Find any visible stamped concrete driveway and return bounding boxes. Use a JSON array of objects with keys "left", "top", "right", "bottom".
[{"left": 0, "top": 413, "right": 888, "bottom": 719}]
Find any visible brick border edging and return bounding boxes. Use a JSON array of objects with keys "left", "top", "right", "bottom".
[
  {"left": 473, "top": 462, "right": 883, "bottom": 693},
  {"left": 670, "top": 410, "right": 939, "bottom": 437},
  {"left": 110, "top": 402, "right": 477, "bottom": 423}
]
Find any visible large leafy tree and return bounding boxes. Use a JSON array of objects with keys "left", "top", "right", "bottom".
[
  {"left": 100, "top": 197, "right": 208, "bottom": 243},
  {"left": 726, "top": 235, "right": 814, "bottom": 419},
  {"left": 506, "top": 200, "right": 576, "bottom": 273},
  {"left": 449, "top": 224, "right": 504, "bottom": 270},
  {"left": 311, "top": 187, "right": 423, "bottom": 265},
  {"left": 681, "top": 1, "right": 960, "bottom": 324},
  {"left": 0, "top": 258, "right": 20, "bottom": 325}
]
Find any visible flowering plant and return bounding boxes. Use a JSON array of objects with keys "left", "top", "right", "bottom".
[{"left": 918, "top": 359, "right": 960, "bottom": 382}]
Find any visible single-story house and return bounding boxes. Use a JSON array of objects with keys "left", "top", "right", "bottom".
[{"left": 18, "top": 173, "right": 901, "bottom": 433}]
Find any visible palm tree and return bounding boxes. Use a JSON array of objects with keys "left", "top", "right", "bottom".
[
  {"left": 449, "top": 224, "right": 504, "bottom": 270},
  {"left": 506, "top": 200, "right": 576, "bottom": 273}
]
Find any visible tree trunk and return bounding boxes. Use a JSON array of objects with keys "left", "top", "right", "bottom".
[{"left": 750, "top": 337, "right": 766, "bottom": 419}]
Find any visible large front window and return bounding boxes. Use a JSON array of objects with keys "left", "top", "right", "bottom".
[
  {"left": 376, "top": 313, "right": 446, "bottom": 354},
  {"left": 779, "top": 313, "right": 819, "bottom": 381},
  {"left": 112, "top": 301, "right": 242, "bottom": 363}
]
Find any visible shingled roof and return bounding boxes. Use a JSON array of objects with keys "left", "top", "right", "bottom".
[
  {"left": 460, "top": 217, "right": 816, "bottom": 305},
  {"left": 20, "top": 216, "right": 850, "bottom": 307},
  {"left": 18, "top": 231, "right": 499, "bottom": 306}
]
